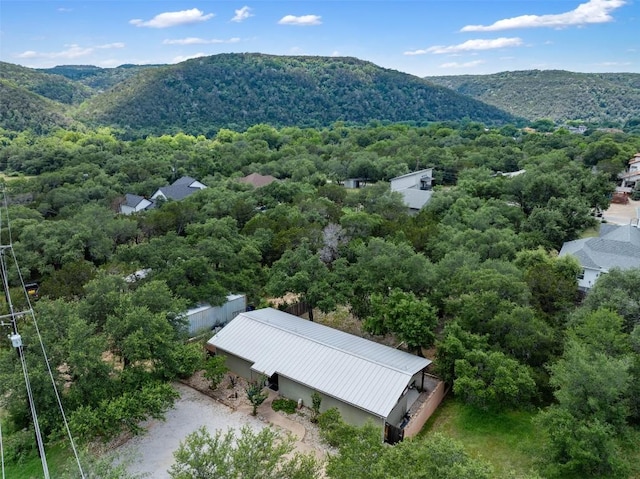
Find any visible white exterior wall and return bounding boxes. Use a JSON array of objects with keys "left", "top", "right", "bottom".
[
  {"left": 120, "top": 205, "right": 136, "bottom": 215},
  {"left": 120, "top": 199, "right": 152, "bottom": 215},
  {"left": 187, "top": 295, "right": 246, "bottom": 336},
  {"left": 579, "top": 268, "right": 603, "bottom": 291}
]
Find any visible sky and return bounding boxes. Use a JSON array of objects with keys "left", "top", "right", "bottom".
[{"left": 1, "top": 0, "right": 638, "bottom": 77}]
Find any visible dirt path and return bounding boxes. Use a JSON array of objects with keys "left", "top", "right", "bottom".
[
  {"left": 602, "top": 199, "right": 640, "bottom": 225},
  {"left": 115, "top": 379, "right": 330, "bottom": 477},
  {"left": 116, "top": 383, "right": 266, "bottom": 478}
]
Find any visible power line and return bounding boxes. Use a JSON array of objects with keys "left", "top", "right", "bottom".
[{"left": 0, "top": 188, "right": 85, "bottom": 478}]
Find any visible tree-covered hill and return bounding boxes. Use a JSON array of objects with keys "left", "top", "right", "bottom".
[
  {"left": 38, "top": 63, "right": 162, "bottom": 91},
  {"left": 0, "top": 61, "right": 93, "bottom": 105},
  {"left": 0, "top": 79, "right": 74, "bottom": 133},
  {"left": 74, "top": 53, "right": 517, "bottom": 136},
  {"left": 426, "top": 70, "right": 640, "bottom": 126}
]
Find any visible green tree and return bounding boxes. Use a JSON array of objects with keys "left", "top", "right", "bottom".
[
  {"left": 204, "top": 355, "right": 228, "bottom": 390},
  {"left": 434, "top": 321, "right": 489, "bottom": 385},
  {"left": 365, "top": 289, "right": 438, "bottom": 351},
  {"left": 583, "top": 268, "right": 640, "bottom": 332},
  {"left": 266, "top": 242, "right": 339, "bottom": 321},
  {"left": 535, "top": 338, "right": 633, "bottom": 477},
  {"left": 454, "top": 350, "right": 536, "bottom": 410},
  {"left": 246, "top": 380, "right": 268, "bottom": 416},
  {"left": 169, "top": 425, "right": 320, "bottom": 479},
  {"left": 373, "top": 433, "right": 494, "bottom": 479}
]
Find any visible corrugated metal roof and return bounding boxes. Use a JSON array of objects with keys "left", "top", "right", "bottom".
[
  {"left": 399, "top": 188, "right": 433, "bottom": 210},
  {"left": 207, "top": 308, "right": 431, "bottom": 419}
]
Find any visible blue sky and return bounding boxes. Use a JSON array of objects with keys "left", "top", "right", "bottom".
[{"left": 1, "top": 0, "right": 637, "bottom": 76}]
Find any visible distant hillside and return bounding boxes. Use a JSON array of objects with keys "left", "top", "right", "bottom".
[
  {"left": 39, "top": 64, "right": 162, "bottom": 92},
  {"left": 0, "top": 61, "right": 93, "bottom": 105},
  {"left": 426, "top": 70, "right": 640, "bottom": 125},
  {"left": 0, "top": 79, "right": 73, "bottom": 133},
  {"left": 74, "top": 53, "right": 516, "bottom": 135}
]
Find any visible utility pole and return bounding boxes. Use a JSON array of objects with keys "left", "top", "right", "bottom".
[{"left": 0, "top": 200, "right": 50, "bottom": 478}]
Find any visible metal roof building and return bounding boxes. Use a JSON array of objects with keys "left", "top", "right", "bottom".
[{"left": 207, "top": 308, "right": 431, "bottom": 431}]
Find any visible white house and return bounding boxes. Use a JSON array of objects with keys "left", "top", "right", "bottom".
[
  {"left": 559, "top": 223, "right": 640, "bottom": 291},
  {"left": 151, "top": 176, "right": 207, "bottom": 201},
  {"left": 119, "top": 194, "right": 154, "bottom": 215},
  {"left": 207, "top": 308, "right": 432, "bottom": 442},
  {"left": 390, "top": 168, "right": 433, "bottom": 212},
  {"left": 619, "top": 153, "right": 640, "bottom": 190}
]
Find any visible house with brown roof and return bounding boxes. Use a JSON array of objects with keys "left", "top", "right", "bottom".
[{"left": 238, "top": 173, "right": 278, "bottom": 188}]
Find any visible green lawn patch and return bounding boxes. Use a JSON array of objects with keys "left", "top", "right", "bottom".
[
  {"left": 419, "top": 396, "right": 541, "bottom": 477},
  {"left": 4, "top": 442, "right": 71, "bottom": 479}
]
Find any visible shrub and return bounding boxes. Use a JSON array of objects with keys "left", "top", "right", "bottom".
[
  {"left": 311, "top": 391, "right": 322, "bottom": 423},
  {"left": 271, "top": 397, "right": 298, "bottom": 414},
  {"left": 3, "top": 428, "right": 37, "bottom": 464},
  {"left": 317, "top": 407, "right": 352, "bottom": 447},
  {"left": 203, "top": 354, "right": 227, "bottom": 390}
]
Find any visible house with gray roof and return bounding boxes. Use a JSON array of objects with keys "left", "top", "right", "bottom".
[
  {"left": 119, "top": 193, "right": 154, "bottom": 215},
  {"left": 207, "top": 308, "right": 432, "bottom": 442},
  {"left": 559, "top": 223, "right": 640, "bottom": 291},
  {"left": 151, "top": 176, "right": 207, "bottom": 201},
  {"left": 390, "top": 168, "right": 434, "bottom": 213}
]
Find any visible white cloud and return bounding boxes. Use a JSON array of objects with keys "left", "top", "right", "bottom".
[
  {"left": 232, "top": 6, "right": 253, "bottom": 22},
  {"left": 596, "top": 61, "right": 632, "bottom": 66},
  {"left": 406, "top": 37, "right": 522, "bottom": 55},
  {"left": 439, "top": 60, "right": 485, "bottom": 68},
  {"left": 172, "top": 53, "right": 207, "bottom": 63},
  {"left": 163, "top": 37, "right": 240, "bottom": 45},
  {"left": 130, "top": 8, "right": 214, "bottom": 28},
  {"left": 97, "top": 42, "right": 125, "bottom": 49},
  {"left": 461, "top": 0, "right": 625, "bottom": 32},
  {"left": 17, "top": 44, "right": 94, "bottom": 59},
  {"left": 57, "top": 7, "right": 73, "bottom": 12},
  {"left": 278, "top": 14, "right": 322, "bottom": 26}
]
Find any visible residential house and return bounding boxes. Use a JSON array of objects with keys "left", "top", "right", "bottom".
[
  {"left": 390, "top": 168, "right": 434, "bottom": 213},
  {"left": 559, "top": 223, "right": 640, "bottom": 291},
  {"left": 238, "top": 173, "right": 278, "bottom": 188},
  {"left": 619, "top": 153, "right": 640, "bottom": 191},
  {"left": 207, "top": 308, "right": 436, "bottom": 442},
  {"left": 151, "top": 176, "right": 207, "bottom": 201},
  {"left": 343, "top": 178, "right": 369, "bottom": 189},
  {"left": 119, "top": 194, "right": 154, "bottom": 215}
]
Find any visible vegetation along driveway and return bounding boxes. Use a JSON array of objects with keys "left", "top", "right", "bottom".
[{"left": 116, "top": 382, "right": 266, "bottom": 478}]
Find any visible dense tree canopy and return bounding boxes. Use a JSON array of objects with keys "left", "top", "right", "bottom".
[{"left": 0, "top": 120, "right": 638, "bottom": 476}]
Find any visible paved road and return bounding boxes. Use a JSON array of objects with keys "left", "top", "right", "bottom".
[{"left": 116, "top": 382, "right": 265, "bottom": 478}]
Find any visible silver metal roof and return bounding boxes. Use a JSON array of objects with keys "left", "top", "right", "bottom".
[{"left": 207, "top": 308, "right": 431, "bottom": 419}]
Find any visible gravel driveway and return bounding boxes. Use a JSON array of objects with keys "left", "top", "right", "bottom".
[{"left": 116, "top": 382, "right": 266, "bottom": 478}]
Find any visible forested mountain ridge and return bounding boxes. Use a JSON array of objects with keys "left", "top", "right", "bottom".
[
  {"left": 0, "top": 79, "right": 75, "bottom": 133},
  {"left": 38, "top": 63, "right": 162, "bottom": 91},
  {"left": 72, "top": 53, "right": 517, "bottom": 135},
  {"left": 0, "top": 61, "right": 94, "bottom": 104},
  {"left": 426, "top": 70, "right": 640, "bottom": 126}
]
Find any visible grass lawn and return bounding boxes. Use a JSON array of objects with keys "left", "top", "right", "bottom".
[
  {"left": 4, "top": 443, "right": 72, "bottom": 479},
  {"left": 419, "top": 396, "right": 542, "bottom": 477}
]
